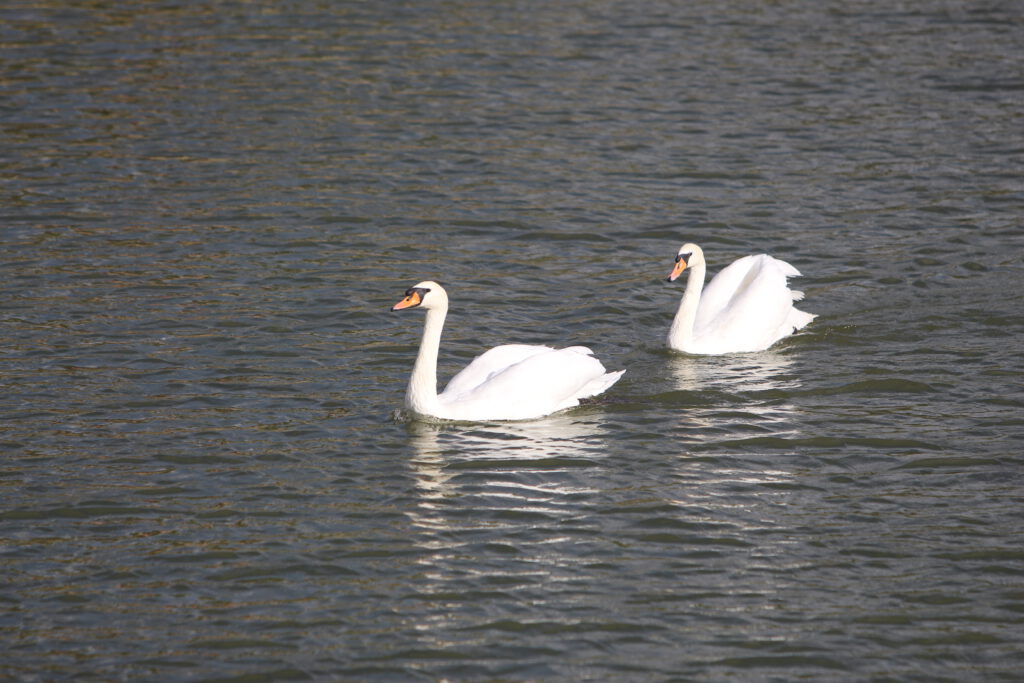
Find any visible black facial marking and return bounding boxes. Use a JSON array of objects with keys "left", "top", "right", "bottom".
[{"left": 676, "top": 252, "right": 691, "bottom": 264}]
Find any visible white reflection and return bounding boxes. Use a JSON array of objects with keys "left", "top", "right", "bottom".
[
  {"left": 408, "top": 414, "right": 604, "bottom": 490},
  {"left": 669, "top": 350, "right": 802, "bottom": 444},
  {"left": 405, "top": 414, "right": 606, "bottom": 535},
  {"left": 399, "top": 416, "right": 610, "bottom": 650},
  {"left": 669, "top": 350, "right": 799, "bottom": 394}
]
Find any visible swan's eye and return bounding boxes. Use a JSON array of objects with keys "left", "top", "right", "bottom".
[{"left": 677, "top": 252, "right": 691, "bottom": 264}]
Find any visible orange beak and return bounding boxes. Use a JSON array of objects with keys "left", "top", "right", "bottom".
[
  {"left": 391, "top": 290, "right": 422, "bottom": 311},
  {"left": 667, "top": 257, "right": 688, "bottom": 282}
]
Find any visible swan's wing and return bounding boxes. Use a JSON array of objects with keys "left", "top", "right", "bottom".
[
  {"left": 440, "top": 346, "right": 623, "bottom": 420},
  {"left": 442, "top": 344, "right": 554, "bottom": 398},
  {"left": 694, "top": 254, "right": 764, "bottom": 330},
  {"left": 695, "top": 255, "right": 809, "bottom": 352}
]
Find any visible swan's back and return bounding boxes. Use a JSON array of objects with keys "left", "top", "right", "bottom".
[
  {"left": 692, "top": 254, "right": 814, "bottom": 354},
  {"left": 442, "top": 344, "right": 553, "bottom": 398},
  {"left": 439, "top": 344, "right": 623, "bottom": 421}
]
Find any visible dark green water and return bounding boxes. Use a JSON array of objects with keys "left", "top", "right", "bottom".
[{"left": 3, "top": 1, "right": 1023, "bottom": 680}]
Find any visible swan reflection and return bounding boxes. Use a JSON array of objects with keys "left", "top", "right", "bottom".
[
  {"left": 399, "top": 416, "right": 611, "bottom": 654},
  {"left": 669, "top": 350, "right": 802, "bottom": 444},
  {"left": 405, "top": 415, "right": 606, "bottom": 535},
  {"left": 670, "top": 350, "right": 799, "bottom": 394}
]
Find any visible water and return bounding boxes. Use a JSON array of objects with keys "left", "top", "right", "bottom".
[{"left": 3, "top": 1, "right": 1023, "bottom": 680}]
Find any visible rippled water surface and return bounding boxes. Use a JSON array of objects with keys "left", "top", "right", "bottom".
[{"left": 3, "top": 1, "right": 1024, "bottom": 680}]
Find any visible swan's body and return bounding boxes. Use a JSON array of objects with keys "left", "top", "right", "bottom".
[
  {"left": 666, "top": 243, "right": 815, "bottom": 354},
  {"left": 392, "top": 281, "right": 624, "bottom": 421}
]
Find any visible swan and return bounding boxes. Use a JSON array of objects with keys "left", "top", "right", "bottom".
[
  {"left": 391, "top": 281, "right": 625, "bottom": 421},
  {"left": 665, "top": 243, "right": 815, "bottom": 354}
]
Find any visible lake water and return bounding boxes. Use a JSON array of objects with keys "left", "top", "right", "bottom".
[{"left": 3, "top": 1, "right": 1023, "bottom": 680}]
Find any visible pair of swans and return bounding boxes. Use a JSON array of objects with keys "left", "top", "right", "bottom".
[{"left": 393, "top": 242, "right": 815, "bottom": 421}]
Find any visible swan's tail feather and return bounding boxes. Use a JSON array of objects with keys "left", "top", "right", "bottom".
[
  {"left": 789, "top": 308, "right": 816, "bottom": 332},
  {"left": 790, "top": 289, "right": 805, "bottom": 302},
  {"left": 775, "top": 258, "right": 803, "bottom": 279},
  {"left": 577, "top": 369, "right": 625, "bottom": 400}
]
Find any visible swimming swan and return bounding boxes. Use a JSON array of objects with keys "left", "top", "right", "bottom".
[
  {"left": 392, "top": 281, "right": 624, "bottom": 421},
  {"left": 666, "top": 243, "right": 815, "bottom": 354}
]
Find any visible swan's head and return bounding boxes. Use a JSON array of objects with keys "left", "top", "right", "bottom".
[
  {"left": 391, "top": 280, "right": 448, "bottom": 312},
  {"left": 667, "top": 243, "right": 705, "bottom": 282}
]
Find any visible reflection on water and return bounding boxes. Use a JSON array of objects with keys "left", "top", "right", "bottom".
[
  {"left": 403, "top": 416, "right": 607, "bottom": 614},
  {"left": 667, "top": 351, "right": 804, "bottom": 450},
  {"left": 401, "top": 416, "right": 612, "bottom": 656},
  {"left": 397, "top": 394, "right": 807, "bottom": 669},
  {"left": 669, "top": 350, "right": 799, "bottom": 394},
  {"left": 406, "top": 415, "right": 606, "bottom": 513},
  {"left": 408, "top": 413, "right": 606, "bottom": 459}
]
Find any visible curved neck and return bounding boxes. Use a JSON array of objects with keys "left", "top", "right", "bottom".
[
  {"left": 406, "top": 306, "right": 447, "bottom": 415},
  {"left": 668, "top": 263, "right": 706, "bottom": 349}
]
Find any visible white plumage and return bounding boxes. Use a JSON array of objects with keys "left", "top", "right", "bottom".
[
  {"left": 392, "top": 281, "right": 624, "bottom": 421},
  {"left": 666, "top": 243, "right": 815, "bottom": 354}
]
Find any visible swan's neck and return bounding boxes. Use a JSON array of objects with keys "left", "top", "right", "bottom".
[
  {"left": 406, "top": 306, "right": 446, "bottom": 416},
  {"left": 668, "top": 263, "right": 705, "bottom": 350}
]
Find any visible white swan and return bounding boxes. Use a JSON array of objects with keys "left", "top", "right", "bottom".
[
  {"left": 391, "top": 281, "right": 625, "bottom": 421},
  {"left": 666, "top": 243, "right": 815, "bottom": 354}
]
